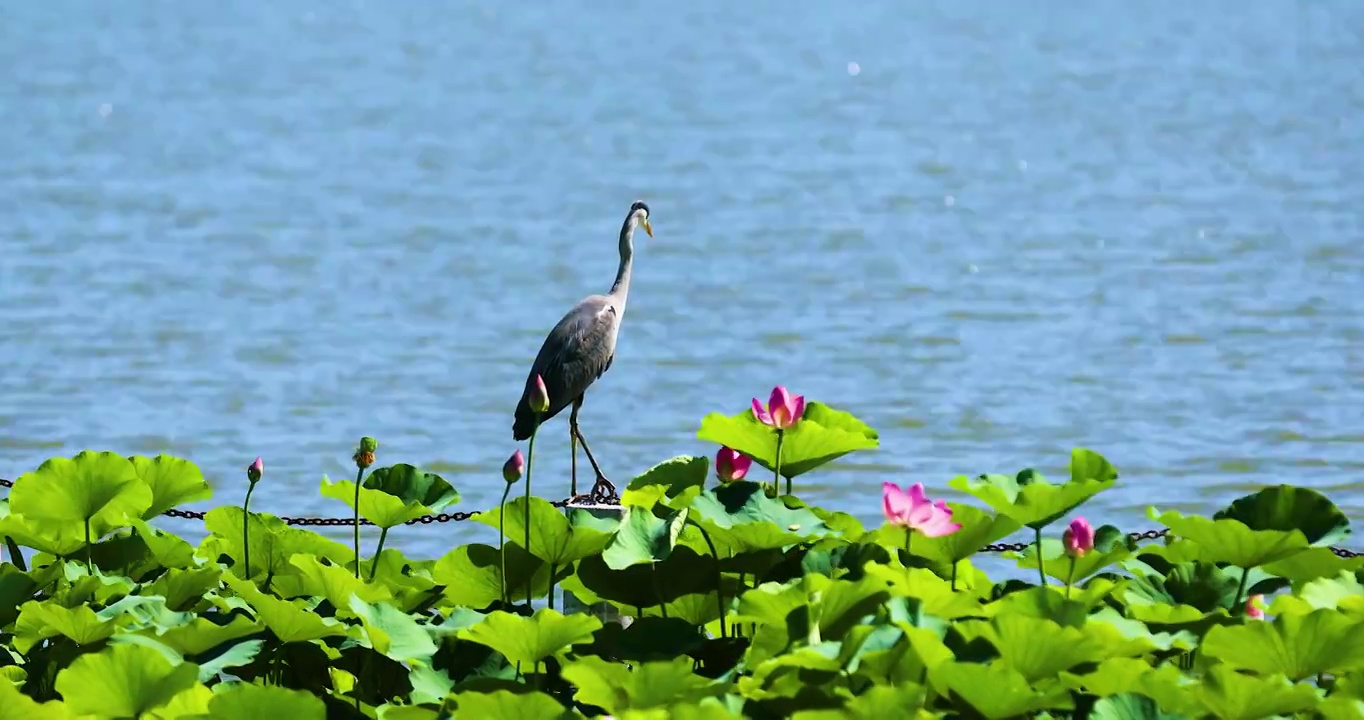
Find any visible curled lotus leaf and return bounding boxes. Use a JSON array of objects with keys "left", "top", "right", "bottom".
[{"left": 696, "top": 402, "right": 879, "bottom": 480}]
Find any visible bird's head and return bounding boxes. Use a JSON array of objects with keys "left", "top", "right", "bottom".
[{"left": 628, "top": 200, "right": 653, "bottom": 238}]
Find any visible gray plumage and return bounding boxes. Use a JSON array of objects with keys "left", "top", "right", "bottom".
[{"left": 513, "top": 201, "right": 651, "bottom": 442}]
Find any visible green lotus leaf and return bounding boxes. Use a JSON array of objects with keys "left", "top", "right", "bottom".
[
  {"left": 0, "top": 514, "right": 90, "bottom": 557},
  {"left": 1192, "top": 664, "right": 1320, "bottom": 720},
  {"left": 473, "top": 496, "right": 612, "bottom": 567},
  {"left": 459, "top": 608, "right": 602, "bottom": 672},
  {"left": 563, "top": 655, "right": 726, "bottom": 714},
  {"left": 1081, "top": 608, "right": 1197, "bottom": 657},
  {"left": 142, "top": 567, "right": 223, "bottom": 612},
  {"left": 789, "top": 683, "right": 928, "bottom": 719},
  {"left": 138, "top": 612, "right": 263, "bottom": 656},
  {"left": 1262, "top": 546, "right": 1364, "bottom": 583},
  {"left": 11, "top": 601, "right": 117, "bottom": 653},
  {"left": 430, "top": 542, "right": 549, "bottom": 609},
  {"left": 621, "top": 455, "right": 710, "bottom": 509},
  {"left": 0, "top": 678, "right": 71, "bottom": 720},
  {"left": 145, "top": 684, "right": 214, "bottom": 719},
  {"left": 130, "top": 454, "right": 213, "bottom": 519},
  {"left": 220, "top": 574, "right": 346, "bottom": 643},
  {"left": 950, "top": 470, "right": 1112, "bottom": 531},
  {"left": 685, "top": 481, "right": 833, "bottom": 556},
  {"left": 866, "top": 563, "right": 983, "bottom": 620},
  {"left": 200, "top": 506, "right": 354, "bottom": 580},
  {"left": 271, "top": 554, "right": 393, "bottom": 612},
  {"left": 348, "top": 595, "right": 438, "bottom": 665},
  {"left": 1271, "top": 571, "right": 1364, "bottom": 619},
  {"left": 1214, "top": 484, "right": 1349, "bottom": 546},
  {"left": 1120, "top": 558, "right": 1243, "bottom": 620},
  {"left": 602, "top": 506, "right": 689, "bottom": 570},
  {"left": 1319, "top": 696, "right": 1364, "bottom": 720},
  {"left": 131, "top": 518, "right": 198, "bottom": 570},
  {"left": 901, "top": 503, "right": 1023, "bottom": 565},
  {"left": 1060, "top": 658, "right": 1198, "bottom": 716},
  {"left": 0, "top": 565, "right": 37, "bottom": 629},
  {"left": 1089, "top": 693, "right": 1186, "bottom": 720},
  {"left": 981, "top": 612, "right": 1108, "bottom": 681},
  {"left": 1069, "top": 447, "right": 1119, "bottom": 484},
  {"left": 1014, "top": 532, "right": 1133, "bottom": 585},
  {"left": 448, "top": 690, "right": 572, "bottom": 720},
  {"left": 930, "top": 660, "right": 1073, "bottom": 718},
  {"left": 981, "top": 584, "right": 1112, "bottom": 626},
  {"left": 569, "top": 546, "right": 715, "bottom": 610},
  {"left": 9, "top": 451, "right": 152, "bottom": 529},
  {"left": 696, "top": 402, "right": 879, "bottom": 480},
  {"left": 319, "top": 464, "right": 459, "bottom": 530},
  {"left": 1148, "top": 508, "right": 1310, "bottom": 568},
  {"left": 54, "top": 642, "right": 200, "bottom": 718},
  {"left": 1202, "top": 607, "right": 1364, "bottom": 680},
  {"left": 207, "top": 683, "right": 327, "bottom": 719}
]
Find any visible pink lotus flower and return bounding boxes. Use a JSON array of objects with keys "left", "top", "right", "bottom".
[
  {"left": 752, "top": 386, "right": 806, "bottom": 430},
  {"left": 1062, "top": 517, "right": 1094, "bottom": 558},
  {"left": 882, "top": 482, "right": 961, "bottom": 537},
  {"left": 502, "top": 450, "right": 524, "bottom": 484},
  {"left": 1247, "top": 594, "right": 1266, "bottom": 620},
  {"left": 715, "top": 447, "right": 751, "bottom": 483},
  {"left": 530, "top": 374, "right": 550, "bottom": 414},
  {"left": 247, "top": 457, "right": 263, "bottom": 484}
]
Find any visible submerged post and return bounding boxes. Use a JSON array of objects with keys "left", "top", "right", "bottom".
[{"left": 561, "top": 500, "right": 631, "bottom": 628}]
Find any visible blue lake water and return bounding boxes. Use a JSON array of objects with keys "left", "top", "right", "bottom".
[{"left": 2, "top": 1, "right": 1363, "bottom": 558}]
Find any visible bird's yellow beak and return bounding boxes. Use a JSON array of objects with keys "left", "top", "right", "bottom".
[{"left": 642, "top": 218, "right": 653, "bottom": 237}]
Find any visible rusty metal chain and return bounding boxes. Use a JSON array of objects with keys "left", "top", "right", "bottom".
[{"left": 2, "top": 475, "right": 1361, "bottom": 557}]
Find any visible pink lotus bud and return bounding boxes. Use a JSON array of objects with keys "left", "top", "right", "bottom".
[
  {"left": 882, "top": 481, "right": 961, "bottom": 538},
  {"left": 530, "top": 374, "right": 551, "bottom": 414},
  {"left": 1246, "top": 594, "right": 1266, "bottom": 620},
  {"left": 752, "top": 385, "right": 806, "bottom": 430},
  {"left": 715, "top": 447, "right": 751, "bottom": 483},
  {"left": 247, "top": 457, "right": 263, "bottom": 484},
  {"left": 502, "top": 450, "right": 525, "bottom": 484},
  {"left": 1063, "top": 517, "right": 1095, "bottom": 558}
]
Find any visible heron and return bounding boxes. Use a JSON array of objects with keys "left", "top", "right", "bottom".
[{"left": 512, "top": 200, "right": 653, "bottom": 501}]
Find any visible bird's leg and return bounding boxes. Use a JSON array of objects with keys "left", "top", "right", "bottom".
[
  {"left": 569, "top": 401, "right": 582, "bottom": 499},
  {"left": 570, "top": 422, "right": 617, "bottom": 504}
]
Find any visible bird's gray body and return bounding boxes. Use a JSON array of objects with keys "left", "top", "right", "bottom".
[
  {"left": 512, "top": 201, "right": 647, "bottom": 442},
  {"left": 512, "top": 294, "right": 621, "bottom": 440}
]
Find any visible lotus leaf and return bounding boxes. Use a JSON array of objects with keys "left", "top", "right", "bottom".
[
  {"left": 9, "top": 451, "right": 152, "bottom": 529},
  {"left": 200, "top": 506, "right": 354, "bottom": 580},
  {"left": 564, "top": 655, "right": 726, "bottom": 713},
  {"left": 220, "top": 574, "right": 347, "bottom": 643},
  {"left": 1202, "top": 607, "right": 1364, "bottom": 680},
  {"left": 319, "top": 463, "right": 459, "bottom": 529},
  {"left": 1271, "top": 570, "right": 1364, "bottom": 618},
  {"left": 1060, "top": 657, "right": 1198, "bottom": 715},
  {"left": 207, "top": 683, "right": 327, "bottom": 719},
  {"left": 982, "top": 613, "right": 1108, "bottom": 681},
  {"left": 0, "top": 679, "right": 72, "bottom": 720},
  {"left": 930, "top": 660, "right": 1073, "bottom": 718},
  {"left": 789, "top": 684, "right": 928, "bottom": 719},
  {"left": 449, "top": 690, "right": 572, "bottom": 720},
  {"left": 866, "top": 563, "right": 983, "bottom": 619},
  {"left": 459, "top": 608, "right": 602, "bottom": 672},
  {"left": 348, "top": 595, "right": 439, "bottom": 665},
  {"left": 696, "top": 402, "right": 879, "bottom": 480},
  {"left": 144, "top": 684, "right": 214, "bottom": 719},
  {"left": 474, "top": 496, "right": 612, "bottom": 566},
  {"left": 570, "top": 546, "right": 714, "bottom": 611},
  {"left": 1014, "top": 532, "right": 1133, "bottom": 585},
  {"left": 898, "top": 502, "right": 1022, "bottom": 566},
  {"left": 622, "top": 455, "right": 710, "bottom": 508},
  {"left": 1193, "top": 664, "right": 1320, "bottom": 719},
  {"left": 431, "top": 541, "right": 549, "bottom": 608},
  {"left": 1214, "top": 484, "right": 1350, "bottom": 546},
  {"left": 53, "top": 642, "right": 199, "bottom": 718},
  {"left": 11, "top": 601, "right": 116, "bottom": 653},
  {"left": 272, "top": 554, "right": 393, "bottom": 611},
  {"left": 1069, "top": 447, "right": 1119, "bottom": 483},
  {"left": 130, "top": 454, "right": 213, "bottom": 519},
  {"left": 1263, "top": 545, "right": 1364, "bottom": 583},
  {"left": 1148, "top": 508, "right": 1310, "bottom": 568},
  {"left": 602, "top": 506, "right": 688, "bottom": 569},
  {"left": 950, "top": 468, "right": 1113, "bottom": 530},
  {"left": 132, "top": 518, "right": 198, "bottom": 570},
  {"left": 1089, "top": 693, "right": 1186, "bottom": 720},
  {"left": 685, "top": 481, "right": 833, "bottom": 556}
]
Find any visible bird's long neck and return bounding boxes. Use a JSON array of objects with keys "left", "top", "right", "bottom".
[{"left": 608, "top": 215, "right": 636, "bottom": 309}]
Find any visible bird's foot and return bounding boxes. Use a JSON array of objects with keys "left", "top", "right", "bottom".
[{"left": 569, "top": 475, "right": 620, "bottom": 506}]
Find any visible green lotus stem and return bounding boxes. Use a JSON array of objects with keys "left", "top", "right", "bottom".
[
  {"left": 84, "top": 519, "right": 92, "bottom": 572},
  {"left": 548, "top": 563, "right": 557, "bottom": 611},
  {"left": 904, "top": 527, "right": 913, "bottom": 557},
  {"left": 950, "top": 561, "right": 958, "bottom": 591},
  {"left": 774, "top": 429, "right": 787, "bottom": 495},
  {"left": 1034, "top": 527, "right": 1046, "bottom": 586},
  {"left": 652, "top": 563, "right": 669, "bottom": 618},
  {"left": 1065, "top": 556, "right": 1076, "bottom": 600},
  {"left": 352, "top": 464, "right": 366, "bottom": 579},
  {"left": 242, "top": 481, "right": 257, "bottom": 579},
  {"left": 368, "top": 528, "right": 389, "bottom": 582},
  {"left": 497, "top": 480, "right": 514, "bottom": 605},
  {"left": 695, "top": 523, "right": 727, "bottom": 638},
  {"left": 524, "top": 412, "right": 542, "bottom": 606},
  {"left": 1231, "top": 566, "right": 1251, "bottom": 614},
  {"left": 4, "top": 536, "right": 26, "bottom": 572}
]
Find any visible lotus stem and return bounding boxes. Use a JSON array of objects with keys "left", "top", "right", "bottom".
[
  {"left": 695, "top": 523, "right": 727, "bottom": 638},
  {"left": 904, "top": 527, "right": 913, "bottom": 557},
  {"left": 368, "top": 528, "right": 389, "bottom": 582},
  {"left": 5, "top": 536, "right": 26, "bottom": 572},
  {"left": 1231, "top": 566, "right": 1250, "bottom": 614},
  {"left": 242, "top": 481, "right": 257, "bottom": 579},
  {"left": 497, "top": 480, "right": 513, "bottom": 605},
  {"left": 84, "top": 519, "right": 92, "bottom": 572},
  {"left": 774, "top": 429, "right": 787, "bottom": 495},
  {"left": 950, "top": 561, "right": 958, "bottom": 591},
  {"left": 548, "top": 563, "right": 557, "bottom": 611},
  {"left": 652, "top": 563, "right": 669, "bottom": 618},
  {"left": 1065, "top": 556, "right": 1076, "bottom": 600},
  {"left": 1034, "top": 527, "right": 1046, "bottom": 586},
  {"left": 352, "top": 465, "right": 365, "bottom": 579},
  {"left": 524, "top": 412, "right": 542, "bottom": 606}
]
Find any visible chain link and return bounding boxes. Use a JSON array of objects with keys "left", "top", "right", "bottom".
[{"left": 2, "top": 475, "right": 1360, "bottom": 557}]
